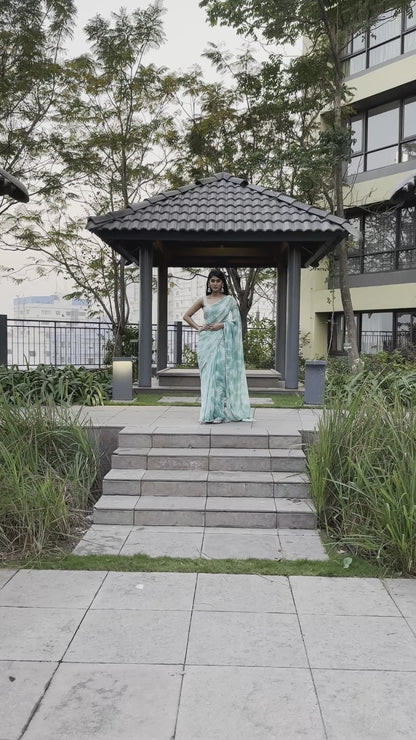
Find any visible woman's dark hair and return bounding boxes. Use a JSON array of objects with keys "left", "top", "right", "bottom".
[{"left": 206, "top": 268, "right": 229, "bottom": 295}]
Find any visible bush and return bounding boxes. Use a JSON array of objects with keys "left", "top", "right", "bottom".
[
  {"left": 181, "top": 345, "right": 198, "bottom": 368},
  {"left": 0, "top": 403, "right": 99, "bottom": 556},
  {"left": 0, "top": 364, "right": 111, "bottom": 406},
  {"left": 308, "top": 377, "right": 416, "bottom": 574},
  {"left": 243, "top": 317, "right": 275, "bottom": 368}
]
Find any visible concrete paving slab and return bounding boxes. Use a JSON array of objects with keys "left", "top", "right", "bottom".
[
  {"left": 90, "top": 572, "right": 196, "bottom": 611},
  {"left": 194, "top": 574, "right": 295, "bottom": 613},
  {"left": 0, "top": 607, "right": 84, "bottom": 661},
  {"left": 175, "top": 666, "right": 325, "bottom": 740},
  {"left": 0, "top": 569, "right": 16, "bottom": 589},
  {"left": 22, "top": 663, "right": 182, "bottom": 740},
  {"left": 0, "top": 660, "right": 58, "bottom": 740},
  {"left": 64, "top": 609, "right": 191, "bottom": 664},
  {"left": 187, "top": 612, "right": 308, "bottom": 667},
  {"left": 201, "top": 531, "right": 281, "bottom": 559},
  {"left": 72, "top": 525, "right": 132, "bottom": 555},
  {"left": 0, "top": 570, "right": 106, "bottom": 609},
  {"left": 158, "top": 395, "right": 199, "bottom": 403},
  {"left": 313, "top": 668, "right": 416, "bottom": 740},
  {"left": 279, "top": 531, "right": 328, "bottom": 561},
  {"left": 290, "top": 576, "right": 401, "bottom": 616},
  {"left": 299, "top": 614, "right": 416, "bottom": 671},
  {"left": 120, "top": 529, "right": 204, "bottom": 557},
  {"left": 384, "top": 578, "right": 416, "bottom": 617}
]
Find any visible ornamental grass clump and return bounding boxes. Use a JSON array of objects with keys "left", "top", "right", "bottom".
[
  {"left": 308, "top": 377, "right": 416, "bottom": 574},
  {"left": 0, "top": 402, "right": 98, "bottom": 557}
]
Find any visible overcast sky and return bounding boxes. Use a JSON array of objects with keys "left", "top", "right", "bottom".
[{"left": 1, "top": 0, "right": 247, "bottom": 315}]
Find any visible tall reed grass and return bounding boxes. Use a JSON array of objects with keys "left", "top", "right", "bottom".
[
  {"left": 308, "top": 373, "right": 416, "bottom": 574},
  {"left": 0, "top": 402, "right": 99, "bottom": 556}
]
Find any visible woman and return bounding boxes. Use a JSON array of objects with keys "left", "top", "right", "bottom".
[{"left": 183, "top": 269, "right": 251, "bottom": 423}]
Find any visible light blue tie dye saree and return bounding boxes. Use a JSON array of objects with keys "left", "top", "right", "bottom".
[{"left": 197, "top": 295, "right": 251, "bottom": 423}]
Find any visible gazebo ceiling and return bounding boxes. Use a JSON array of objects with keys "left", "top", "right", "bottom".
[{"left": 86, "top": 172, "right": 357, "bottom": 268}]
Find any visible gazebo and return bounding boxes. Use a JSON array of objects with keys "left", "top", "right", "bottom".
[{"left": 87, "top": 172, "right": 356, "bottom": 389}]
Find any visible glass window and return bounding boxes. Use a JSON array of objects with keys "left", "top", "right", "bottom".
[
  {"left": 396, "top": 312, "right": 416, "bottom": 347},
  {"left": 401, "top": 141, "right": 416, "bottom": 162},
  {"left": 398, "top": 207, "right": 416, "bottom": 268},
  {"left": 351, "top": 117, "right": 363, "bottom": 153},
  {"left": 403, "top": 98, "right": 416, "bottom": 139},
  {"left": 404, "top": 29, "right": 416, "bottom": 51},
  {"left": 369, "top": 38, "right": 401, "bottom": 66},
  {"left": 367, "top": 102, "right": 399, "bottom": 150},
  {"left": 369, "top": 12, "right": 401, "bottom": 46},
  {"left": 367, "top": 146, "right": 398, "bottom": 169},
  {"left": 405, "top": 1, "right": 416, "bottom": 29},
  {"left": 328, "top": 314, "right": 345, "bottom": 353},
  {"left": 365, "top": 212, "right": 396, "bottom": 254},
  {"left": 349, "top": 53, "right": 366, "bottom": 74},
  {"left": 361, "top": 312, "right": 393, "bottom": 354},
  {"left": 352, "top": 32, "right": 366, "bottom": 52},
  {"left": 347, "top": 155, "right": 364, "bottom": 176}
]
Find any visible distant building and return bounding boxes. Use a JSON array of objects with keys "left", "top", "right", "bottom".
[
  {"left": 14, "top": 294, "right": 91, "bottom": 321},
  {"left": 10, "top": 295, "right": 111, "bottom": 368}
]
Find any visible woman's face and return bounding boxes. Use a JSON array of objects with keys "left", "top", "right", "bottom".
[{"left": 209, "top": 275, "right": 223, "bottom": 293}]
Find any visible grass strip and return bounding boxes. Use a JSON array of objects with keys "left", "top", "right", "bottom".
[{"left": 1, "top": 551, "right": 388, "bottom": 578}]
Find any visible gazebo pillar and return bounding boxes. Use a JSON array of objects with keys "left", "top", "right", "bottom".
[
  {"left": 276, "top": 261, "right": 287, "bottom": 378},
  {"left": 157, "top": 263, "right": 168, "bottom": 371},
  {"left": 285, "top": 247, "right": 301, "bottom": 389},
  {"left": 138, "top": 244, "right": 153, "bottom": 387}
]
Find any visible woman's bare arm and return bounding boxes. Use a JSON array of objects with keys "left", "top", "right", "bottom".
[{"left": 183, "top": 297, "right": 204, "bottom": 331}]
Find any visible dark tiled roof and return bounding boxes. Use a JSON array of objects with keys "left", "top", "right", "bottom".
[{"left": 86, "top": 172, "right": 356, "bottom": 237}]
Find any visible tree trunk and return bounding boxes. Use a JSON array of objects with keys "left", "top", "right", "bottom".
[{"left": 317, "top": 0, "right": 361, "bottom": 369}]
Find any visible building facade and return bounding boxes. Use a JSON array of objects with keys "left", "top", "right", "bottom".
[{"left": 300, "top": 3, "right": 416, "bottom": 358}]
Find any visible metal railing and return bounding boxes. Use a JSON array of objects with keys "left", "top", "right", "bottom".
[{"left": 1, "top": 316, "right": 199, "bottom": 369}]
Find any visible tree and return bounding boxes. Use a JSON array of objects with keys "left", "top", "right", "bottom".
[
  {"left": 13, "top": 4, "right": 180, "bottom": 355},
  {"left": 169, "top": 45, "right": 327, "bottom": 332},
  {"left": 0, "top": 0, "right": 76, "bottom": 222},
  {"left": 200, "top": 0, "right": 413, "bottom": 367}
]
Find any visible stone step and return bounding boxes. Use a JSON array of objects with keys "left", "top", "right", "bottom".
[
  {"left": 102, "top": 469, "right": 310, "bottom": 498},
  {"left": 117, "top": 426, "right": 302, "bottom": 450},
  {"left": 93, "top": 495, "right": 317, "bottom": 529},
  {"left": 111, "top": 447, "right": 306, "bottom": 473},
  {"left": 156, "top": 368, "right": 284, "bottom": 390}
]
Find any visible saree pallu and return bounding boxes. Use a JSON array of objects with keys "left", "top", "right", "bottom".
[{"left": 197, "top": 295, "right": 251, "bottom": 423}]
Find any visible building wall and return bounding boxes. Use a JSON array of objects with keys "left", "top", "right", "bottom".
[{"left": 300, "top": 6, "right": 416, "bottom": 358}]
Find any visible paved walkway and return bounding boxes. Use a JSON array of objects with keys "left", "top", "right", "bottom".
[
  {"left": 72, "top": 405, "right": 326, "bottom": 561},
  {"left": 1, "top": 568, "right": 416, "bottom": 739}
]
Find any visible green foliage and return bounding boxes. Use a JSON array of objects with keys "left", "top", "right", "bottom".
[
  {"left": 0, "top": 365, "right": 111, "bottom": 406},
  {"left": 0, "top": 403, "right": 98, "bottom": 556},
  {"left": 181, "top": 345, "right": 198, "bottom": 368},
  {"left": 243, "top": 316, "right": 275, "bottom": 368},
  {"left": 308, "top": 377, "right": 416, "bottom": 574},
  {"left": 326, "top": 350, "right": 416, "bottom": 406},
  {"left": 103, "top": 324, "right": 139, "bottom": 368}
]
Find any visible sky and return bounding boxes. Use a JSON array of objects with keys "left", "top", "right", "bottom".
[{"left": 1, "top": 0, "right": 248, "bottom": 316}]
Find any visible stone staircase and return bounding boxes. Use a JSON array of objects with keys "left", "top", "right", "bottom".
[{"left": 93, "top": 425, "right": 317, "bottom": 531}]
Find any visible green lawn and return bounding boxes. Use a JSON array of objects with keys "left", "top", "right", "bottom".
[
  {"left": 2, "top": 534, "right": 392, "bottom": 578},
  {"left": 108, "top": 392, "right": 305, "bottom": 408}
]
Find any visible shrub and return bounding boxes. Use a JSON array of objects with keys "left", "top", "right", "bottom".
[
  {"left": 181, "top": 345, "right": 198, "bottom": 368},
  {"left": 243, "top": 317, "right": 275, "bottom": 368},
  {"left": 308, "top": 378, "right": 416, "bottom": 574},
  {"left": 0, "top": 403, "right": 99, "bottom": 556},
  {"left": 0, "top": 365, "right": 111, "bottom": 406}
]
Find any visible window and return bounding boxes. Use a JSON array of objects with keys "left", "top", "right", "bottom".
[
  {"left": 345, "top": 206, "right": 416, "bottom": 275},
  {"left": 348, "top": 96, "right": 416, "bottom": 175},
  {"left": 341, "top": 2, "right": 416, "bottom": 74},
  {"left": 328, "top": 310, "right": 416, "bottom": 355}
]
